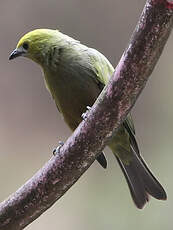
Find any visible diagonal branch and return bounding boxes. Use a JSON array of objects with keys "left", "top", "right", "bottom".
[{"left": 0, "top": 0, "right": 173, "bottom": 229}]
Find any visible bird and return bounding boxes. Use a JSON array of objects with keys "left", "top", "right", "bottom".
[{"left": 9, "top": 29, "right": 167, "bottom": 208}]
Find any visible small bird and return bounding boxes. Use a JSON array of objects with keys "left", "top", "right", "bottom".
[{"left": 9, "top": 29, "right": 167, "bottom": 208}]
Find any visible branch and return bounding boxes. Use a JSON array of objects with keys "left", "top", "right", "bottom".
[{"left": 1, "top": 0, "right": 173, "bottom": 229}]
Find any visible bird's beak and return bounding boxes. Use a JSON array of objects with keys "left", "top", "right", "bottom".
[{"left": 9, "top": 47, "right": 26, "bottom": 60}]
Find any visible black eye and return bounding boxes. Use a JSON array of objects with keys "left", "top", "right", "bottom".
[{"left": 23, "top": 42, "right": 29, "bottom": 50}]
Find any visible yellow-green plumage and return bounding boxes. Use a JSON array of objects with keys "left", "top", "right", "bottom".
[{"left": 9, "top": 29, "right": 167, "bottom": 208}]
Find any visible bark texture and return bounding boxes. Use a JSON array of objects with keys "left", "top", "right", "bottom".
[{"left": 0, "top": 0, "right": 173, "bottom": 229}]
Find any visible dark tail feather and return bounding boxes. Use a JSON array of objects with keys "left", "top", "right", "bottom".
[
  {"left": 97, "top": 152, "right": 107, "bottom": 169},
  {"left": 116, "top": 153, "right": 167, "bottom": 209}
]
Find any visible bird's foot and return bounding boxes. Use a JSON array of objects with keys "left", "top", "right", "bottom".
[
  {"left": 53, "top": 141, "right": 64, "bottom": 155},
  {"left": 81, "top": 106, "right": 92, "bottom": 120}
]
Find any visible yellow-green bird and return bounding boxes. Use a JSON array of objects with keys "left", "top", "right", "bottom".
[{"left": 9, "top": 29, "right": 167, "bottom": 208}]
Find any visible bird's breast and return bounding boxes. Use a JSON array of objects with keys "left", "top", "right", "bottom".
[{"left": 44, "top": 69, "right": 101, "bottom": 130}]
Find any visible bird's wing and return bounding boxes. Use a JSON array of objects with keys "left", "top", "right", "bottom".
[
  {"left": 125, "top": 113, "right": 136, "bottom": 135},
  {"left": 88, "top": 48, "right": 139, "bottom": 153},
  {"left": 123, "top": 116, "right": 139, "bottom": 155},
  {"left": 88, "top": 48, "right": 114, "bottom": 87}
]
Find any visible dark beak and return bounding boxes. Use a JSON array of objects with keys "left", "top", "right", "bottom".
[{"left": 9, "top": 48, "right": 25, "bottom": 60}]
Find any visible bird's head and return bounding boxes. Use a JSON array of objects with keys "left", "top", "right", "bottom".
[{"left": 9, "top": 29, "right": 60, "bottom": 65}]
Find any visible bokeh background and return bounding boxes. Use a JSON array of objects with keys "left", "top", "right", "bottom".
[{"left": 0, "top": 0, "right": 173, "bottom": 229}]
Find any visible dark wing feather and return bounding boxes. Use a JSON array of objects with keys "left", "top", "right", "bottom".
[{"left": 97, "top": 152, "right": 107, "bottom": 169}]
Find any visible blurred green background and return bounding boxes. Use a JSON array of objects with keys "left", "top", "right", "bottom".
[{"left": 0, "top": 0, "right": 173, "bottom": 229}]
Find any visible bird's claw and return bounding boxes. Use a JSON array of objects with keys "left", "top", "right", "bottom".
[
  {"left": 53, "top": 141, "right": 64, "bottom": 155},
  {"left": 81, "top": 106, "right": 92, "bottom": 120}
]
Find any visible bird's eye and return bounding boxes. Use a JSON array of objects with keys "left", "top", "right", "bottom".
[{"left": 23, "top": 42, "right": 29, "bottom": 50}]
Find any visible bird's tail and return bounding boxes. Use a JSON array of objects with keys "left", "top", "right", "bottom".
[{"left": 115, "top": 152, "right": 167, "bottom": 209}]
